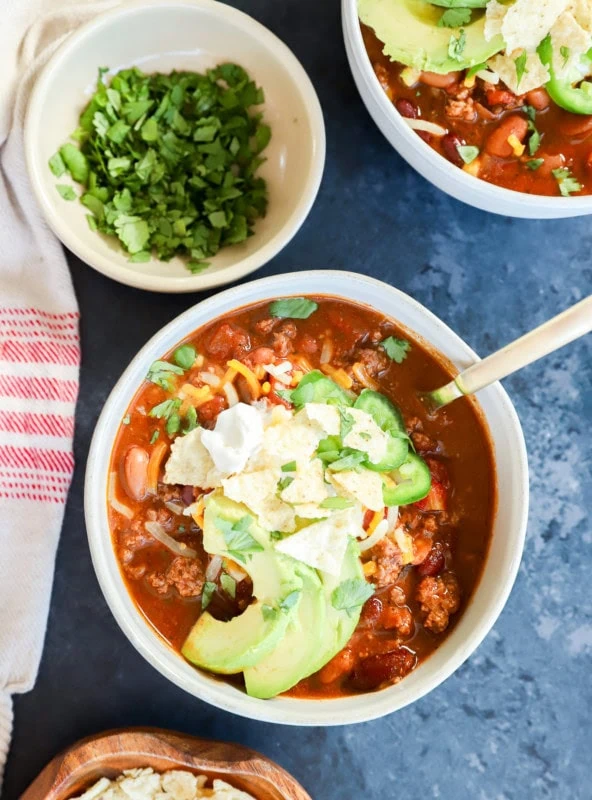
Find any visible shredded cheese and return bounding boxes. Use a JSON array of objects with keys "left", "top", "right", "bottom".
[
  {"left": 227, "top": 359, "right": 261, "bottom": 399},
  {"left": 507, "top": 133, "right": 526, "bottom": 156}
]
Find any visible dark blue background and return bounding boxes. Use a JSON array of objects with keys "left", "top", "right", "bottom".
[{"left": 4, "top": 1, "right": 592, "bottom": 798}]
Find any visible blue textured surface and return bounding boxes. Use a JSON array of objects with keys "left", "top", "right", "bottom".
[{"left": 4, "top": 1, "right": 592, "bottom": 798}]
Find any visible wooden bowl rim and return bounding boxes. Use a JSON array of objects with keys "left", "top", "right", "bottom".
[{"left": 21, "top": 727, "right": 312, "bottom": 800}]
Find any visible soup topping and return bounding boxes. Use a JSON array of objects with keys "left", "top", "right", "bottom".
[
  {"left": 360, "top": 0, "right": 592, "bottom": 195},
  {"left": 50, "top": 64, "right": 270, "bottom": 272},
  {"left": 109, "top": 297, "right": 495, "bottom": 698}
]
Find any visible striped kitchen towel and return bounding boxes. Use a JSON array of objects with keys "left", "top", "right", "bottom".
[{"left": 0, "top": 0, "right": 115, "bottom": 784}]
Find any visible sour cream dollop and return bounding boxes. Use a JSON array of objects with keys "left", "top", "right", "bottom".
[{"left": 200, "top": 402, "right": 264, "bottom": 475}]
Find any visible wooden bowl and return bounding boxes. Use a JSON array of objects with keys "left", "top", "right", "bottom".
[{"left": 21, "top": 728, "right": 312, "bottom": 800}]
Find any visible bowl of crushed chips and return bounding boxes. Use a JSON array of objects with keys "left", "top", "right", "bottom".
[
  {"left": 21, "top": 728, "right": 312, "bottom": 800},
  {"left": 25, "top": 0, "right": 325, "bottom": 292}
]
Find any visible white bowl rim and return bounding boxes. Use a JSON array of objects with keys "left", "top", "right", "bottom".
[
  {"left": 342, "top": 0, "right": 592, "bottom": 214},
  {"left": 24, "top": 0, "right": 326, "bottom": 293},
  {"left": 85, "top": 269, "right": 529, "bottom": 726}
]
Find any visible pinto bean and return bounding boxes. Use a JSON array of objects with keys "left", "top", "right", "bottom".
[
  {"left": 351, "top": 648, "right": 416, "bottom": 691},
  {"left": 441, "top": 133, "right": 465, "bottom": 167},
  {"left": 536, "top": 153, "right": 564, "bottom": 178},
  {"left": 395, "top": 98, "right": 419, "bottom": 119},
  {"left": 485, "top": 115, "right": 529, "bottom": 158},
  {"left": 526, "top": 88, "right": 550, "bottom": 111},
  {"left": 558, "top": 114, "right": 592, "bottom": 138},
  {"left": 121, "top": 446, "right": 149, "bottom": 501},
  {"left": 419, "top": 70, "right": 460, "bottom": 89}
]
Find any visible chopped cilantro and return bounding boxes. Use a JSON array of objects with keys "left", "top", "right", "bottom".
[
  {"left": 447, "top": 29, "right": 467, "bottom": 63},
  {"left": 327, "top": 449, "right": 367, "bottom": 472},
  {"left": 438, "top": 8, "right": 471, "bottom": 28},
  {"left": 269, "top": 297, "right": 318, "bottom": 320},
  {"left": 514, "top": 52, "right": 529, "bottom": 87},
  {"left": 331, "top": 578, "right": 375, "bottom": 616},
  {"left": 456, "top": 145, "right": 480, "bottom": 164},
  {"left": 281, "top": 461, "right": 297, "bottom": 472},
  {"left": 270, "top": 530, "right": 286, "bottom": 541},
  {"left": 51, "top": 64, "right": 270, "bottom": 271},
  {"left": 201, "top": 581, "right": 216, "bottom": 610},
  {"left": 560, "top": 45, "right": 571, "bottom": 67},
  {"left": 380, "top": 336, "right": 411, "bottom": 364},
  {"left": 339, "top": 409, "right": 355, "bottom": 440},
  {"left": 173, "top": 344, "right": 196, "bottom": 370},
  {"left": 526, "top": 158, "right": 544, "bottom": 171},
  {"left": 166, "top": 412, "right": 182, "bottom": 436},
  {"left": 215, "top": 514, "right": 263, "bottom": 563},
  {"left": 146, "top": 360, "right": 184, "bottom": 391},
  {"left": 149, "top": 398, "right": 182, "bottom": 419},
  {"left": 220, "top": 572, "right": 236, "bottom": 599},
  {"left": 275, "top": 388, "right": 294, "bottom": 404},
  {"left": 552, "top": 167, "right": 583, "bottom": 197},
  {"left": 319, "top": 497, "right": 355, "bottom": 510},
  {"left": 182, "top": 405, "right": 198, "bottom": 434},
  {"left": 278, "top": 476, "right": 294, "bottom": 491},
  {"left": 150, "top": 430, "right": 160, "bottom": 444},
  {"left": 522, "top": 106, "right": 541, "bottom": 155},
  {"left": 56, "top": 185, "right": 76, "bottom": 201},
  {"left": 466, "top": 62, "right": 487, "bottom": 79}
]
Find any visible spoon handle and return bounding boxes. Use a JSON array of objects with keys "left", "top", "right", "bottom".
[{"left": 456, "top": 294, "right": 592, "bottom": 396}]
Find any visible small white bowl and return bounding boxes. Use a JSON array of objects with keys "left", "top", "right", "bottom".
[
  {"left": 342, "top": 0, "right": 592, "bottom": 218},
  {"left": 25, "top": 0, "right": 325, "bottom": 292},
  {"left": 85, "top": 270, "right": 529, "bottom": 726}
]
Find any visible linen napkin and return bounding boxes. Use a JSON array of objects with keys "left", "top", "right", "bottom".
[{"left": 0, "top": 0, "right": 115, "bottom": 783}]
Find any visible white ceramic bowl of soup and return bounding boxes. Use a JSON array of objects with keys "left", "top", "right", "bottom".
[
  {"left": 25, "top": 0, "right": 325, "bottom": 292},
  {"left": 85, "top": 270, "right": 529, "bottom": 725},
  {"left": 342, "top": 0, "right": 592, "bottom": 218}
]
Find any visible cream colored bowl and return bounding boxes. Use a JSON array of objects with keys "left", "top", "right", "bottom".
[
  {"left": 25, "top": 0, "right": 325, "bottom": 292},
  {"left": 85, "top": 270, "right": 529, "bottom": 725}
]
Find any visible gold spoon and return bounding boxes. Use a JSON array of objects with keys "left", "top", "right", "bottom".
[{"left": 423, "top": 294, "right": 592, "bottom": 413}]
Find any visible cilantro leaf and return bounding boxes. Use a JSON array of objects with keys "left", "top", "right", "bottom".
[
  {"left": 150, "top": 430, "right": 160, "bottom": 444},
  {"left": 220, "top": 572, "right": 236, "bottom": 598},
  {"left": 526, "top": 158, "right": 544, "bottom": 171},
  {"left": 173, "top": 344, "right": 196, "bottom": 370},
  {"left": 514, "top": 52, "right": 528, "bottom": 87},
  {"left": 447, "top": 29, "right": 467, "bottom": 63},
  {"left": 281, "top": 461, "right": 297, "bottom": 472},
  {"left": 466, "top": 62, "right": 487, "bottom": 79},
  {"left": 327, "top": 448, "right": 367, "bottom": 472},
  {"left": 49, "top": 152, "right": 66, "bottom": 177},
  {"left": 560, "top": 45, "right": 571, "bottom": 67},
  {"left": 202, "top": 581, "right": 216, "bottom": 610},
  {"left": 331, "top": 578, "right": 375, "bottom": 616},
  {"left": 215, "top": 515, "right": 264, "bottom": 563},
  {"left": 279, "top": 590, "right": 301, "bottom": 612},
  {"left": 339, "top": 409, "right": 355, "bottom": 440},
  {"left": 269, "top": 297, "right": 318, "bottom": 320},
  {"left": 380, "top": 336, "right": 411, "bottom": 364},
  {"left": 149, "top": 398, "right": 182, "bottom": 419},
  {"left": 56, "top": 185, "right": 76, "bottom": 201},
  {"left": 438, "top": 8, "right": 472, "bottom": 28},
  {"left": 182, "top": 405, "right": 198, "bottom": 434},
  {"left": 262, "top": 604, "right": 279, "bottom": 621},
  {"left": 146, "top": 359, "right": 184, "bottom": 391},
  {"left": 552, "top": 167, "right": 583, "bottom": 197}
]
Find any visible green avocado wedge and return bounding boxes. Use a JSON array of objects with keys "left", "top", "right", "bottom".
[
  {"left": 306, "top": 538, "right": 365, "bottom": 678},
  {"left": 182, "top": 493, "right": 302, "bottom": 675},
  {"left": 244, "top": 564, "right": 326, "bottom": 699},
  {"left": 427, "top": 0, "right": 488, "bottom": 7},
  {"left": 359, "top": 0, "right": 504, "bottom": 74}
]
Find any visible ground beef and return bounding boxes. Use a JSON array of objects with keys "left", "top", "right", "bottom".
[
  {"left": 272, "top": 322, "right": 297, "bottom": 357},
  {"left": 368, "top": 536, "right": 403, "bottom": 587},
  {"left": 146, "top": 507, "right": 173, "bottom": 527},
  {"left": 416, "top": 572, "right": 461, "bottom": 634},
  {"left": 445, "top": 98, "right": 476, "bottom": 121},
  {"left": 297, "top": 333, "right": 318, "bottom": 354},
  {"left": 253, "top": 317, "right": 278, "bottom": 335},
  {"left": 118, "top": 518, "right": 153, "bottom": 564},
  {"left": 382, "top": 604, "right": 414, "bottom": 638},
  {"left": 147, "top": 556, "right": 205, "bottom": 598},
  {"left": 355, "top": 347, "right": 390, "bottom": 376},
  {"left": 123, "top": 562, "right": 146, "bottom": 580},
  {"left": 206, "top": 323, "right": 250, "bottom": 361}
]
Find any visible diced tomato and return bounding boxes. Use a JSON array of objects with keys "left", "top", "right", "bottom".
[{"left": 363, "top": 509, "right": 375, "bottom": 529}]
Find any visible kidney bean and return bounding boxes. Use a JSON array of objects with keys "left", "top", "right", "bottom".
[
  {"left": 360, "top": 596, "right": 383, "bottom": 627},
  {"left": 351, "top": 648, "right": 416, "bottom": 691},
  {"left": 121, "top": 445, "right": 149, "bottom": 501},
  {"left": 395, "top": 98, "right": 419, "bottom": 119},
  {"left": 558, "top": 114, "right": 592, "bottom": 138},
  {"left": 319, "top": 648, "right": 356, "bottom": 684},
  {"left": 526, "top": 88, "right": 550, "bottom": 111},
  {"left": 441, "top": 133, "right": 466, "bottom": 167},
  {"left": 485, "top": 115, "right": 529, "bottom": 158},
  {"left": 419, "top": 70, "right": 460, "bottom": 89},
  {"left": 417, "top": 542, "right": 446, "bottom": 577}
]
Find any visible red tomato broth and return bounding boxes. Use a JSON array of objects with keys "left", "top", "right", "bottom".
[
  {"left": 108, "top": 296, "right": 496, "bottom": 698},
  {"left": 362, "top": 23, "right": 592, "bottom": 196}
]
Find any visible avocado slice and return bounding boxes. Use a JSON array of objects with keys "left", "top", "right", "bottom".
[
  {"left": 182, "top": 493, "right": 302, "bottom": 675},
  {"left": 359, "top": 0, "right": 504, "bottom": 74},
  {"left": 305, "top": 538, "right": 365, "bottom": 678},
  {"left": 243, "top": 564, "right": 326, "bottom": 699}
]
